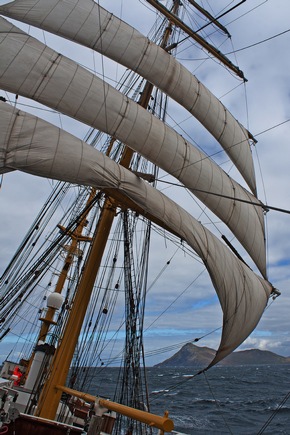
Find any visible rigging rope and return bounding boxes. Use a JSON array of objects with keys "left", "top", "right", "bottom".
[
  {"left": 166, "top": 0, "right": 247, "bottom": 52},
  {"left": 203, "top": 371, "right": 234, "bottom": 435},
  {"left": 256, "top": 391, "right": 290, "bottom": 434},
  {"left": 144, "top": 268, "right": 207, "bottom": 332},
  {"left": 157, "top": 180, "right": 290, "bottom": 216},
  {"left": 226, "top": 27, "right": 290, "bottom": 55}
]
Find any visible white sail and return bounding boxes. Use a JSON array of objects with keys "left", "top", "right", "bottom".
[
  {"left": 0, "top": 101, "right": 273, "bottom": 366},
  {"left": 0, "top": 17, "right": 267, "bottom": 277},
  {"left": 0, "top": 0, "right": 257, "bottom": 195}
]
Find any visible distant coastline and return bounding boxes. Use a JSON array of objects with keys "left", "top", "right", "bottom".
[{"left": 154, "top": 343, "right": 290, "bottom": 368}]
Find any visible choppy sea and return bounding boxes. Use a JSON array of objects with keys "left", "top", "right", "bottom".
[{"left": 86, "top": 365, "right": 290, "bottom": 435}]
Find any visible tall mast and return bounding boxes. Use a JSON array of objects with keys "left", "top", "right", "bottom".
[
  {"left": 36, "top": 0, "right": 182, "bottom": 421},
  {"left": 36, "top": 197, "right": 119, "bottom": 419},
  {"left": 37, "top": 189, "right": 95, "bottom": 344}
]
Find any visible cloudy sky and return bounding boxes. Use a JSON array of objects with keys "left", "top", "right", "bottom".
[{"left": 0, "top": 0, "right": 290, "bottom": 368}]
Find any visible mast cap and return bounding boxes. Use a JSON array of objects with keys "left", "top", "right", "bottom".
[{"left": 47, "top": 293, "right": 64, "bottom": 309}]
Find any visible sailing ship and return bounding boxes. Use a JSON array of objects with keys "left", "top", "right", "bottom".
[{"left": 0, "top": 0, "right": 284, "bottom": 433}]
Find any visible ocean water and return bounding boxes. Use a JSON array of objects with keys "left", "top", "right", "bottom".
[{"left": 87, "top": 365, "right": 290, "bottom": 434}]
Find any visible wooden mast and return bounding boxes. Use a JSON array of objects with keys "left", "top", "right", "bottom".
[
  {"left": 36, "top": 197, "right": 119, "bottom": 419},
  {"left": 35, "top": 0, "right": 177, "bottom": 424},
  {"left": 37, "top": 189, "right": 95, "bottom": 343},
  {"left": 22, "top": 190, "right": 95, "bottom": 381}
]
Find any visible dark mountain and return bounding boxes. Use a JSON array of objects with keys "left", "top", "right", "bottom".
[{"left": 154, "top": 343, "right": 290, "bottom": 367}]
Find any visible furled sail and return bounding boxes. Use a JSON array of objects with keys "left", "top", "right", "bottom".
[
  {"left": 0, "top": 17, "right": 267, "bottom": 277},
  {"left": 0, "top": 101, "right": 273, "bottom": 367},
  {"left": 0, "top": 0, "right": 257, "bottom": 195}
]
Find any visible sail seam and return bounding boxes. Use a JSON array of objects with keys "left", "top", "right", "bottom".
[
  {"left": 91, "top": 7, "right": 113, "bottom": 49},
  {"left": 31, "top": 51, "right": 62, "bottom": 100},
  {"left": 1, "top": 104, "right": 20, "bottom": 170}
]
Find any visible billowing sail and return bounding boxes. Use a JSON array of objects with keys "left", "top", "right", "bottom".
[
  {"left": 0, "top": 0, "right": 257, "bottom": 195},
  {"left": 0, "top": 17, "right": 267, "bottom": 277},
  {"left": 0, "top": 101, "right": 273, "bottom": 366}
]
